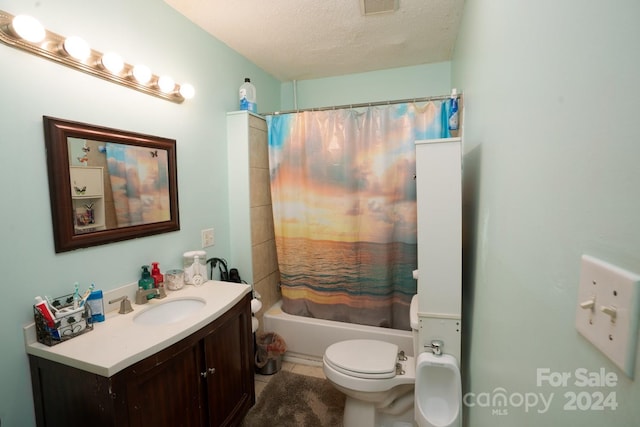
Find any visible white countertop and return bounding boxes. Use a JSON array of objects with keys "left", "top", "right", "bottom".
[{"left": 24, "top": 281, "right": 251, "bottom": 377}]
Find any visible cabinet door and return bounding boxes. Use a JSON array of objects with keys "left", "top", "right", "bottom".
[
  {"left": 203, "top": 299, "right": 254, "bottom": 426},
  {"left": 29, "top": 355, "right": 120, "bottom": 427},
  {"left": 125, "top": 339, "right": 206, "bottom": 427}
]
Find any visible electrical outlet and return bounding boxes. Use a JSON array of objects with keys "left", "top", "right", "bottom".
[
  {"left": 201, "top": 228, "right": 215, "bottom": 248},
  {"left": 575, "top": 255, "right": 640, "bottom": 378}
]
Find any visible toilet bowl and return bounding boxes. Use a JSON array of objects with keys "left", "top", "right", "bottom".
[
  {"left": 415, "top": 352, "right": 461, "bottom": 427},
  {"left": 323, "top": 295, "right": 462, "bottom": 427},
  {"left": 323, "top": 339, "right": 416, "bottom": 427}
]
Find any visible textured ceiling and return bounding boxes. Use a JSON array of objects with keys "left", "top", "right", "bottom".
[{"left": 164, "top": 0, "right": 465, "bottom": 81}]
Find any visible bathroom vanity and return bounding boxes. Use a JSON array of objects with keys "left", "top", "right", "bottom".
[{"left": 25, "top": 282, "right": 255, "bottom": 427}]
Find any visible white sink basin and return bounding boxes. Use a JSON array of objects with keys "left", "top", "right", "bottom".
[{"left": 134, "top": 298, "right": 206, "bottom": 325}]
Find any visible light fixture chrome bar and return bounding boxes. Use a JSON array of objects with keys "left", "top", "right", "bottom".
[{"left": 0, "top": 10, "right": 191, "bottom": 104}]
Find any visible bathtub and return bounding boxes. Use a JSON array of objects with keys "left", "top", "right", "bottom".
[{"left": 263, "top": 300, "right": 414, "bottom": 364}]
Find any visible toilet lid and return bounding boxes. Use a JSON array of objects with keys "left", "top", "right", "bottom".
[{"left": 325, "top": 339, "right": 399, "bottom": 379}]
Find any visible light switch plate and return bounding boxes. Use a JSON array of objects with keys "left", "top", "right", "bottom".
[
  {"left": 575, "top": 255, "right": 640, "bottom": 378},
  {"left": 201, "top": 228, "right": 215, "bottom": 248}
]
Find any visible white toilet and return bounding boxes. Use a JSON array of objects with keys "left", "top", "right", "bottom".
[{"left": 322, "top": 296, "right": 461, "bottom": 427}]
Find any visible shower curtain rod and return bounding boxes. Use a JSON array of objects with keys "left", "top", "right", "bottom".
[{"left": 262, "top": 93, "right": 455, "bottom": 116}]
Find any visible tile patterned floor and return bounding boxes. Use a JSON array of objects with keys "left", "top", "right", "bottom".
[{"left": 254, "top": 360, "right": 326, "bottom": 399}]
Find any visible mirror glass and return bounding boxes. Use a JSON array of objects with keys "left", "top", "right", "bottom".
[{"left": 44, "top": 117, "right": 180, "bottom": 252}]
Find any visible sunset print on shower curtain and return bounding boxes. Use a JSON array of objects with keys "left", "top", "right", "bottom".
[{"left": 267, "top": 101, "right": 450, "bottom": 330}]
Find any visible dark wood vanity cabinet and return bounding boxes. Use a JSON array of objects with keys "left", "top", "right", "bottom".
[{"left": 29, "top": 294, "right": 255, "bottom": 427}]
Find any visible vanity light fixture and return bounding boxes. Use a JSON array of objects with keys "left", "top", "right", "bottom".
[
  {"left": 132, "top": 64, "right": 152, "bottom": 85},
  {"left": 157, "top": 75, "right": 176, "bottom": 94},
  {"left": 10, "top": 14, "right": 45, "bottom": 42},
  {"left": 0, "top": 9, "right": 195, "bottom": 103},
  {"left": 179, "top": 83, "right": 195, "bottom": 100},
  {"left": 100, "top": 52, "right": 124, "bottom": 74},
  {"left": 62, "top": 36, "right": 91, "bottom": 61}
]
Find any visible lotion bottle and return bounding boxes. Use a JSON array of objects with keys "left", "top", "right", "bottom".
[
  {"left": 151, "top": 262, "right": 164, "bottom": 287},
  {"left": 139, "top": 265, "right": 155, "bottom": 300}
]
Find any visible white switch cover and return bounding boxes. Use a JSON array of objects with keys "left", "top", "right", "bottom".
[
  {"left": 201, "top": 228, "right": 215, "bottom": 248},
  {"left": 575, "top": 255, "right": 640, "bottom": 378}
]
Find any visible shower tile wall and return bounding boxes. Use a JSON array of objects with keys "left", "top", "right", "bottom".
[{"left": 248, "top": 114, "right": 280, "bottom": 332}]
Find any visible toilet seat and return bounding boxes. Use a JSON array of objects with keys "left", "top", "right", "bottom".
[{"left": 324, "top": 339, "right": 399, "bottom": 379}]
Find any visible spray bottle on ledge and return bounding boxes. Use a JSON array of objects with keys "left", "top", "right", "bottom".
[
  {"left": 239, "top": 78, "right": 257, "bottom": 113},
  {"left": 448, "top": 88, "right": 459, "bottom": 132}
]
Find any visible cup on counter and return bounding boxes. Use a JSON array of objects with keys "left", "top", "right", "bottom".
[{"left": 165, "top": 269, "right": 185, "bottom": 290}]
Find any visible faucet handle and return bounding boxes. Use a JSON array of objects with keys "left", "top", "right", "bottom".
[
  {"left": 119, "top": 296, "right": 134, "bottom": 314},
  {"left": 135, "top": 288, "right": 151, "bottom": 304},
  {"left": 108, "top": 295, "right": 134, "bottom": 314}
]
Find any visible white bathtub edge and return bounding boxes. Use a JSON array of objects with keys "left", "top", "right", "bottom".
[{"left": 263, "top": 300, "right": 414, "bottom": 361}]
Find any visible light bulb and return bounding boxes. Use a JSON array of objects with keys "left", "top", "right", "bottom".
[
  {"left": 157, "top": 75, "right": 175, "bottom": 93},
  {"left": 101, "top": 52, "right": 124, "bottom": 74},
  {"left": 132, "top": 64, "right": 152, "bottom": 84},
  {"left": 179, "top": 83, "right": 195, "bottom": 99},
  {"left": 63, "top": 36, "right": 90, "bottom": 61},
  {"left": 11, "top": 15, "right": 45, "bottom": 43}
]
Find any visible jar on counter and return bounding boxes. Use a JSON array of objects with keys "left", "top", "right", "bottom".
[
  {"left": 165, "top": 269, "right": 185, "bottom": 290},
  {"left": 183, "top": 250, "right": 207, "bottom": 286}
]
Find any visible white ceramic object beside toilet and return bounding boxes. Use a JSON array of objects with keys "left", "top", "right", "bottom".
[{"left": 415, "top": 352, "right": 461, "bottom": 427}]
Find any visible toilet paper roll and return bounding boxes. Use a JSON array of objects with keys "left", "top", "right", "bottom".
[{"left": 251, "top": 298, "right": 262, "bottom": 314}]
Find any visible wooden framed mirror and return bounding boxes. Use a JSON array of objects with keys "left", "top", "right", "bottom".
[{"left": 43, "top": 116, "right": 180, "bottom": 252}]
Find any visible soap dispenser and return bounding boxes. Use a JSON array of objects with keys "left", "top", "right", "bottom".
[
  {"left": 151, "top": 262, "right": 164, "bottom": 287},
  {"left": 139, "top": 265, "right": 155, "bottom": 300}
]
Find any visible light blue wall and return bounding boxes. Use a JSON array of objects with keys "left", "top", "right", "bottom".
[
  {"left": 0, "top": 0, "right": 279, "bottom": 425},
  {"left": 452, "top": 0, "right": 640, "bottom": 426},
  {"left": 5, "top": 0, "right": 639, "bottom": 425},
  {"left": 279, "top": 62, "right": 451, "bottom": 111}
]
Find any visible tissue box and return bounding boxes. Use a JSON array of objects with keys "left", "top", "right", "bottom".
[{"left": 33, "top": 294, "right": 93, "bottom": 346}]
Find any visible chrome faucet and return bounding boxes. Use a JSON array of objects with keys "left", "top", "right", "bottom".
[
  {"left": 427, "top": 340, "right": 444, "bottom": 356},
  {"left": 135, "top": 287, "right": 166, "bottom": 305}
]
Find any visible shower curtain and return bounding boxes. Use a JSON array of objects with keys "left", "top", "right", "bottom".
[
  {"left": 105, "top": 143, "right": 171, "bottom": 227},
  {"left": 267, "top": 101, "right": 450, "bottom": 330}
]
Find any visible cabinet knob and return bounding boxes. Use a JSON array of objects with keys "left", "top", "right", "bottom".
[
  {"left": 208, "top": 367, "right": 216, "bottom": 375},
  {"left": 200, "top": 371, "right": 208, "bottom": 378}
]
